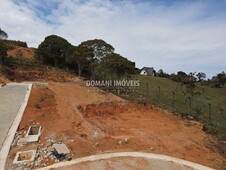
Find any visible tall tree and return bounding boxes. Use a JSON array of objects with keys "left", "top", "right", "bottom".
[
  {"left": 66, "top": 45, "right": 94, "bottom": 77},
  {"left": 79, "top": 39, "right": 114, "bottom": 60},
  {"left": 36, "top": 35, "right": 71, "bottom": 67},
  {"left": 0, "top": 43, "right": 7, "bottom": 64},
  {"left": 99, "top": 53, "right": 135, "bottom": 78},
  {"left": 158, "top": 69, "right": 169, "bottom": 78},
  {"left": 216, "top": 71, "right": 226, "bottom": 85},
  {"left": 196, "top": 72, "right": 206, "bottom": 82},
  {"left": 0, "top": 28, "right": 8, "bottom": 40}
]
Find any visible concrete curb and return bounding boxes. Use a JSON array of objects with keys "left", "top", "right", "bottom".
[
  {"left": 37, "top": 152, "right": 215, "bottom": 170},
  {"left": 0, "top": 83, "right": 33, "bottom": 170}
]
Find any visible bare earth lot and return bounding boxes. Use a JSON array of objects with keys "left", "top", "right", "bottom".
[{"left": 6, "top": 79, "right": 226, "bottom": 169}]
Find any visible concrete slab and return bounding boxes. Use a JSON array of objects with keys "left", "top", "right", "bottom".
[
  {"left": 17, "top": 137, "right": 29, "bottom": 146},
  {"left": 13, "top": 150, "right": 36, "bottom": 164},
  {"left": 0, "top": 84, "right": 28, "bottom": 148},
  {"left": 25, "top": 125, "right": 42, "bottom": 142},
  {"left": 53, "top": 143, "right": 70, "bottom": 154},
  {"left": 0, "top": 83, "right": 32, "bottom": 169}
]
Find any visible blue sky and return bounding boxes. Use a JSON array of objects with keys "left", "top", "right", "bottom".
[{"left": 1, "top": 0, "right": 226, "bottom": 78}]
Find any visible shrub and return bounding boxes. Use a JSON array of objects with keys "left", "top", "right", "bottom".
[{"left": 34, "top": 104, "right": 41, "bottom": 109}]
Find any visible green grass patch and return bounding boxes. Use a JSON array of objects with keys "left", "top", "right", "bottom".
[{"left": 123, "top": 74, "right": 226, "bottom": 140}]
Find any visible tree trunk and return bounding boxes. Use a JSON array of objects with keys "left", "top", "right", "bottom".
[
  {"left": 77, "top": 62, "right": 83, "bottom": 77},
  {"left": 55, "top": 59, "right": 58, "bottom": 67},
  {"left": 78, "top": 66, "right": 81, "bottom": 77}
]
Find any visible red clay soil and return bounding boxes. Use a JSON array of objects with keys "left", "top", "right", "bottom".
[
  {"left": 6, "top": 67, "right": 75, "bottom": 82},
  {"left": 0, "top": 74, "right": 10, "bottom": 84},
  {"left": 0, "top": 65, "right": 10, "bottom": 84},
  {"left": 7, "top": 46, "right": 36, "bottom": 59},
  {"left": 6, "top": 80, "right": 226, "bottom": 169}
]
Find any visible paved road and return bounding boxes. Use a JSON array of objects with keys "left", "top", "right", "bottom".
[
  {"left": 56, "top": 157, "right": 194, "bottom": 170},
  {"left": 0, "top": 84, "right": 28, "bottom": 148},
  {"left": 39, "top": 152, "right": 214, "bottom": 170}
]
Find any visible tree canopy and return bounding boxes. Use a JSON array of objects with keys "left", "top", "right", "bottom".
[
  {"left": 36, "top": 35, "right": 136, "bottom": 78},
  {"left": 216, "top": 71, "right": 226, "bottom": 85},
  {"left": 0, "top": 43, "right": 7, "bottom": 64},
  {"left": 196, "top": 72, "right": 206, "bottom": 82},
  {"left": 158, "top": 69, "right": 170, "bottom": 78},
  {"left": 99, "top": 53, "right": 135, "bottom": 78},
  {"left": 66, "top": 45, "right": 94, "bottom": 77},
  {"left": 0, "top": 28, "right": 8, "bottom": 40},
  {"left": 36, "top": 35, "right": 71, "bottom": 67},
  {"left": 79, "top": 39, "right": 114, "bottom": 60}
]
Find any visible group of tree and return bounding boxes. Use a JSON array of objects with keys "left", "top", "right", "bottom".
[
  {"left": 156, "top": 69, "right": 207, "bottom": 82},
  {"left": 1, "top": 28, "right": 224, "bottom": 86},
  {"left": 161, "top": 69, "right": 226, "bottom": 88},
  {"left": 0, "top": 28, "right": 8, "bottom": 64},
  {"left": 157, "top": 69, "right": 170, "bottom": 78},
  {"left": 36, "top": 35, "right": 71, "bottom": 67},
  {"left": 210, "top": 72, "right": 226, "bottom": 87},
  {"left": 0, "top": 28, "right": 8, "bottom": 40},
  {"left": 36, "top": 35, "right": 136, "bottom": 78}
]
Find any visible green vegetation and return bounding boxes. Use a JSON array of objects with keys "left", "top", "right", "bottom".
[
  {"left": 99, "top": 53, "right": 135, "bottom": 79},
  {"left": 34, "top": 103, "right": 41, "bottom": 109},
  {"left": 5, "top": 56, "right": 41, "bottom": 67},
  {"left": 0, "top": 43, "right": 7, "bottom": 64},
  {"left": 157, "top": 69, "right": 170, "bottom": 78},
  {"left": 1, "top": 29, "right": 225, "bottom": 140},
  {"left": 80, "top": 39, "right": 114, "bottom": 60},
  {"left": 39, "top": 97, "right": 45, "bottom": 102},
  {"left": 125, "top": 74, "right": 226, "bottom": 140},
  {"left": 66, "top": 45, "right": 94, "bottom": 77},
  {"left": 36, "top": 35, "right": 71, "bottom": 67},
  {"left": 0, "top": 28, "right": 8, "bottom": 40},
  {"left": 36, "top": 36, "right": 135, "bottom": 78},
  {"left": 0, "top": 40, "right": 27, "bottom": 48}
]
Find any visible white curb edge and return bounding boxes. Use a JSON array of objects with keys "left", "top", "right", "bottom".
[
  {"left": 0, "top": 83, "right": 33, "bottom": 170},
  {"left": 37, "top": 152, "right": 215, "bottom": 170}
]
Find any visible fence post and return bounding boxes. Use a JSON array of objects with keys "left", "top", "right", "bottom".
[
  {"left": 188, "top": 97, "right": 192, "bottom": 115},
  {"left": 117, "top": 87, "right": 120, "bottom": 95},
  {"left": 146, "top": 82, "right": 149, "bottom": 97},
  {"left": 208, "top": 103, "right": 211, "bottom": 121},
  {"left": 172, "top": 91, "right": 175, "bottom": 108},
  {"left": 158, "top": 86, "right": 160, "bottom": 101},
  {"left": 220, "top": 108, "right": 224, "bottom": 117}
]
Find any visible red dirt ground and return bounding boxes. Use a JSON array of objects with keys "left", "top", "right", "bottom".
[
  {"left": 6, "top": 79, "right": 226, "bottom": 169},
  {"left": 7, "top": 46, "right": 36, "bottom": 59},
  {"left": 6, "top": 67, "right": 75, "bottom": 82}
]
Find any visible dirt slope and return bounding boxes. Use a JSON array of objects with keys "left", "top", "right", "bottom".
[
  {"left": 6, "top": 79, "right": 226, "bottom": 169},
  {"left": 7, "top": 46, "right": 36, "bottom": 59}
]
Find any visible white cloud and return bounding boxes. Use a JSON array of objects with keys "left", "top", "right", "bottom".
[{"left": 0, "top": 0, "right": 226, "bottom": 77}]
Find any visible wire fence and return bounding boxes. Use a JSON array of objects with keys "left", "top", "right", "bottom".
[{"left": 102, "top": 83, "right": 226, "bottom": 140}]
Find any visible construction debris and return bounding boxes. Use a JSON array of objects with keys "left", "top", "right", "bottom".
[
  {"left": 13, "top": 150, "right": 36, "bottom": 164},
  {"left": 25, "top": 125, "right": 42, "bottom": 142},
  {"left": 11, "top": 141, "right": 73, "bottom": 169},
  {"left": 118, "top": 138, "right": 129, "bottom": 145},
  {"left": 11, "top": 131, "right": 23, "bottom": 147},
  {"left": 53, "top": 143, "right": 70, "bottom": 155},
  {"left": 17, "top": 137, "right": 29, "bottom": 146},
  {"left": 52, "top": 143, "right": 71, "bottom": 161}
]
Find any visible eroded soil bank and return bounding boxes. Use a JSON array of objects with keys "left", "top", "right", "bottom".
[{"left": 6, "top": 81, "right": 226, "bottom": 169}]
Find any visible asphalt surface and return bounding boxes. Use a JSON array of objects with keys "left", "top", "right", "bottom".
[{"left": 0, "top": 84, "right": 28, "bottom": 149}]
